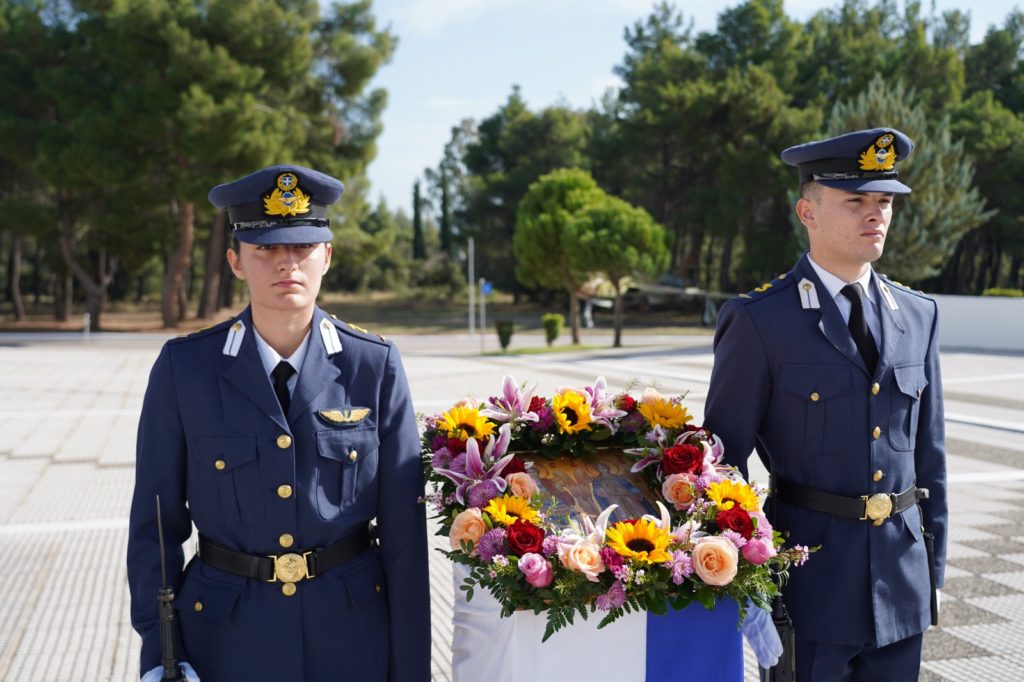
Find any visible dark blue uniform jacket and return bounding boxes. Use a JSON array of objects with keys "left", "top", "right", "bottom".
[
  {"left": 127, "top": 306, "right": 430, "bottom": 680},
  {"left": 705, "top": 254, "right": 947, "bottom": 647}
]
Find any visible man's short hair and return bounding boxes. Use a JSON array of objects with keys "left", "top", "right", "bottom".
[{"left": 800, "top": 181, "right": 823, "bottom": 202}]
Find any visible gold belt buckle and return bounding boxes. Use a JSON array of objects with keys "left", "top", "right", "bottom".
[
  {"left": 862, "top": 493, "right": 894, "bottom": 526},
  {"left": 268, "top": 552, "right": 313, "bottom": 583}
]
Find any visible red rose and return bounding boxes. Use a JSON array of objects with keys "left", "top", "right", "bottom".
[
  {"left": 506, "top": 519, "right": 545, "bottom": 556},
  {"left": 661, "top": 444, "right": 704, "bottom": 476},
  {"left": 447, "top": 437, "right": 466, "bottom": 454},
  {"left": 616, "top": 394, "right": 637, "bottom": 411},
  {"left": 716, "top": 507, "right": 754, "bottom": 539},
  {"left": 502, "top": 457, "right": 527, "bottom": 475},
  {"left": 528, "top": 396, "right": 547, "bottom": 413}
]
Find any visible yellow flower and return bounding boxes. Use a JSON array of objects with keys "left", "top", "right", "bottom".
[
  {"left": 438, "top": 405, "right": 495, "bottom": 440},
  {"left": 706, "top": 479, "right": 760, "bottom": 512},
  {"left": 638, "top": 394, "right": 691, "bottom": 429},
  {"left": 552, "top": 389, "right": 593, "bottom": 434},
  {"left": 605, "top": 518, "right": 672, "bottom": 563},
  {"left": 484, "top": 494, "right": 541, "bottom": 527}
]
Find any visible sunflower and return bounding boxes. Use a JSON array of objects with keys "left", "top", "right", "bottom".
[
  {"left": 638, "top": 396, "right": 692, "bottom": 429},
  {"left": 605, "top": 518, "right": 672, "bottom": 563},
  {"left": 552, "top": 389, "right": 593, "bottom": 434},
  {"left": 484, "top": 494, "right": 541, "bottom": 527},
  {"left": 438, "top": 405, "right": 495, "bottom": 440},
  {"left": 706, "top": 479, "right": 760, "bottom": 512}
]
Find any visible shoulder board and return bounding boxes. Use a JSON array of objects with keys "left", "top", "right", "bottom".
[
  {"left": 735, "top": 272, "right": 794, "bottom": 304},
  {"left": 168, "top": 316, "right": 236, "bottom": 344},
  {"left": 332, "top": 317, "right": 390, "bottom": 346},
  {"left": 879, "top": 274, "right": 933, "bottom": 301}
]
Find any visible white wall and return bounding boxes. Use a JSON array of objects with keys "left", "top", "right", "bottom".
[{"left": 931, "top": 294, "right": 1024, "bottom": 352}]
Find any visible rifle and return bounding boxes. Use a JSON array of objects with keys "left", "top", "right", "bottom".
[{"left": 156, "top": 495, "right": 186, "bottom": 682}]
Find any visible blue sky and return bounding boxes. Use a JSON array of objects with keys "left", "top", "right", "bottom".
[{"left": 366, "top": 0, "right": 1019, "bottom": 214}]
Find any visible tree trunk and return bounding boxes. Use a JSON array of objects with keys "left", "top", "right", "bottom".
[
  {"left": 57, "top": 209, "right": 116, "bottom": 331},
  {"left": 612, "top": 283, "right": 623, "bottom": 348},
  {"left": 33, "top": 241, "right": 44, "bottom": 305},
  {"left": 7, "top": 232, "right": 26, "bottom": 321},
  {"left": 568, "top": 290, "right": 580, "bottom": 345},
  {"left": 718, "top": 233, "right": 735, "bottom": 294},
  {"left": 54, "top": 269, "right": 73, "bottom": 321},
  {"left": 198, "top": 211, "right": 227, "bottom": 318},
  {"left": 162, "top": 200, "right": 195, "bottom": 327},
  {"left": 1008, "top": 255, "right": 1022, "bottom": 290}
]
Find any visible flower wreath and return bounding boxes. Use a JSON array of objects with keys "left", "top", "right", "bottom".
[{"left": 422, "top": 376, "right": 812, "bottom": 641}]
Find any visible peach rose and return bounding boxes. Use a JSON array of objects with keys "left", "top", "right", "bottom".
[
  {"left": 449, "top": 508, "right": 487, "bottom": 552},
  {"left": 692, "top": 536, "right": 739, "bottom": 586},
  {"left": 557, "top": 540, "right": 605, "bottom": 582},
  {"left": 662, "top": 473, "right": 698, "bottom": 510},
  {"left": 506, "top": 473, "right": 539, "bottom": 499}
]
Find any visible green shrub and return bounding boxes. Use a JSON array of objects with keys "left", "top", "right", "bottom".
[
  {"left": 982, "top": 288, "right": 1024, "bottom": 297},
  {"left": 541, "top": 313, "right": 564, "bottom": 347},
  {"left": 496, "top": 320, "right": 514, "bottom": 351}
]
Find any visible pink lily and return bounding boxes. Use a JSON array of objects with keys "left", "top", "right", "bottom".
[
  {"left": 481, "top": 375, "right": 538, "bottom": 424},
  {"left": 584, "top": 376, "right": 627, "bottom": 430},
  {"left": 433, "top": 424, "right": 515, "bottom": 505}
]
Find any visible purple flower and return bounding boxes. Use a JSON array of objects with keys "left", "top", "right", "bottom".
[
  {"left": 741, "top": 538, "right": 777, "bottom": 565},
  {"left": 595, "top": 580, "right": 627, "bottom": 611},
  {"left": 585, "top": 377, "right": 627, "bottom": 431},
  {"left": 481, "top": 376, "right": 539, "bottom": 425},
  {"left": 476, "top": 528, "right": 508, "bottom": 562},
  {"left": 666, "top": 550, "right": 693, "bottom": 585},
  {"left": 466, "top": 479, "right": 501, "bottom": 508},
  {"left": 531, "top": 406, "right": 554, "bottom": 431},
  {"left": 792, "top": 544, "right": 811, "bottom": 566},
  {"left": 721, "top": 529, "right": 747, "bottom": 548},
  {"left": 620, "top": 411, "right": 647, "bottom": 434},
  {"left": 541, "top": 535, "right": 561, "bottom": 557},
  {"left": 448, "top": 453, "right": 467, "bottom": 475},
  {"left": 751, "top": 511, "right": 773, "bottom": 540},
  {"left": 431, "top": 447, "right": 453, "bottom": 470},
  {"left": 599, "top": 546, "right": 625, "bottom": 573},
  {"left": 430, "top": 433, "right": 448, "bottom": 451}
]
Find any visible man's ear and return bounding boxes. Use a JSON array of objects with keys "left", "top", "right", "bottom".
[{"left": 795, "top": 197, "right": 817, "bottom": 231}]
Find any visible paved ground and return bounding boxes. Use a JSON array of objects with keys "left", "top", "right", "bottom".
[{"left": 1, "top": 328, "right": 1023, "bottom": 681}]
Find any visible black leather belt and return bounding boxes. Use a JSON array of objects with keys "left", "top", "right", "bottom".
[
  {"left": 773, "top": 477, "right": 928, "bottom": 526},
  {"left": 197, "top": 526, "right": 372, "bottom": 583}
]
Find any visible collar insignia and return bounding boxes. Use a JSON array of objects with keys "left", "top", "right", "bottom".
[
  {"left": 797, "top": 278, "right": 820, "bottom": 310},
  {"left": 858, "top": 133, "right": 897, "bottom": 172},
  {"left": 319, "top": 318, "right": 343, "bottom": 356},
  {"left": 880, "top": 283, "right": 899, "bottom": 311},
  {"left": 318, "top": 408, "right": 371, "bottom": 425},
  {"left": 222, "top": 320, "right": 246, "bottom": 356},
  {"left": 263, "top": 172, "right": 311, "bottom": 217}
]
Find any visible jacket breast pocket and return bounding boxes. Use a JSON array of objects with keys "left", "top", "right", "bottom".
[
  {"left": 188, "top": 436, "right": 262, "bottom": 526},
  {"left": 777, "top": 364, "right": 853, "bottom": 454},
  {"left": 316, "top": 428, "right": 379, "bottom": 520},
  {"left": 889, "top": 363, "right": 928, "bottom": 451}
]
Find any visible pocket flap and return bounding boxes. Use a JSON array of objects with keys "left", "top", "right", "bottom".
[
  {"left": 894, "top": 364, "right": 928, "bottom": 399},
  {"left": 178, "top": 572, "right": 244, "bottom": 624},
  {"left": 189, "top": 435, "right": 258, "bottom": 470},
  {"left": 778, "top": 364, "right": 852, "bottom": 400},
  {"left": 342, "top": 555, "right": 386, "bottom": 607},
  {"left": 316, "top": 429, "right": 379, "bottom": 463}
]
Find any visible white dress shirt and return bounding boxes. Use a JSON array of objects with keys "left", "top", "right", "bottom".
[
  {"left": 253, "top": 327, "right": 311, "bottom": 396},
  {"left": 807, "top": 255, "right": 882, "bottom": 345}
]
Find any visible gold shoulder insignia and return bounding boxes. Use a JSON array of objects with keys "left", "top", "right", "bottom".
[
  {"left": 778, "top": 273, "right": 788, "bottom": 279},
  {"left": 753, "top": 282, "right": 773, "bottom": 293},
  {"left": 349, "top": 323, "right": 370, "bottom": 334},
  {"left": 739, "top": 293, "right": 752, "bottom": 299},
  {"left": 318, "top": 408, "right": 371, "bottom": 425}
]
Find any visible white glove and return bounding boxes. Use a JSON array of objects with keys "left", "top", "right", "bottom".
[
  {"left": 141, "top": 661, "right": 199, "bottom": 682},
  {"left": 742, "top": 604, "right": 783, "bottom": 669},
  {"left": 936, "top": 589, "right": 941, "bottom": 612}
]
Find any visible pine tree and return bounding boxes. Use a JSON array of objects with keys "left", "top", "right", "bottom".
[
  {"left": 412, "top": 180, "right": 426, "bottom": 260},
  {"left": 825, "top": 74, "right": 994, "bottom": 284}
]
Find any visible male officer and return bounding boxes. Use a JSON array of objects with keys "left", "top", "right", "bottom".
[
  {"left": 127, "top": 165, "right": 430, "bottom": 681},
  {"left": 704, "top": 129, "right": 947, "bottom": 680}
]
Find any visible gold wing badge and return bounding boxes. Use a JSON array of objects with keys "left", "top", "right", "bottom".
[
  {"left": 858, "top": 133, "right": 896, "bottom": 172},
  {"left": 318, "top": 408, "right": 371, "bottom": 425},
  {"left": 263, "top": 172, "right": 311, "bottom": 217}
]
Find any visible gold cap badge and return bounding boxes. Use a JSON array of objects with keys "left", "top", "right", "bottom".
[
  {"left": 263, "top": 172, "right": 311, "bottom": 217},
  {"left": 858, "top": 133, "right": 897, "bottom": 172}
]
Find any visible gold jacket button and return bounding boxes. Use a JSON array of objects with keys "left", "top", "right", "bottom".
[
  {"left": 376, "top": 584, "right": 382, "bottom": 593},
  {"left": 348, "top": 449, "right": 358, "bottom": 462},
  {"left": 282, "top": 582, "right": 297, "bottom": 597},
  {"left": 873, "top": 470, "right": 885, "bottom": 482},
  {"left": 871, "top": 383, "right": 880, "bottom": 395},
  {"left": 279, "top": 533, "right": 294, "bottom": 548},
  {"left": 276, "top": 434, "right": 292, "bottom": 449},
  {"left": 810, "top": 392, "right": 820, "bottom": 402},
  {"left": 214, "top": 459, "right": 226, "bottom": 471},
  {"left": 277, "top": 484, "right": 293, "bottom": 499},
  {"left": 194, "top": 601, "right": 203, "bottom": 612},
  {"left": 872, "top": 426, "right": 881, "bottom": 440}
]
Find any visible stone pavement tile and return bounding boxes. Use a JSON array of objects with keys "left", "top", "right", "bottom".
[
  {"left": 0, "top": 458, "right": 46, "bottom": 524},
  {"left": 937, "top": 598, "right": 1009, "bottom": 626},
  {"left": 922, "top": 655, "right": 1024, "bottom": 681},
  {"left": 998, "top": 509, "right": 1024, "bottom": 523},
  {"left": 942, "top": 564, "right": 974, "bottom": 580},
  {"left": 924, "top": 627, "right": 994, "bottom": 660},
  {"left": 940, "top": 620, "right": 1024, "bottom": 657},
  {"left": 948, "top": 525, "right": 1004, "bottom": 543},
  {"left": 947, "top": 556, "right": 1024, "bottom": 574},
  {"left": 983, "top": 571, "right": 1024, "bottom": 593},
  {"left": 965, "top": 593, "right": 1024, "bottom": 621},
  {"left": 953, "top": 511, "right": 1024, "bottom": 527},
  {"left": 941, "top": 574, "right": 1023, "bottom": 599},
  {"left": 945, "top": 540, "right": 990, "bottom": 560},
  {"left": 7, "top": 464, "right": 134, "bottom": 523},
  {"left": 1002, "top": 553, "right": 1024, "bottom": 568},
  {"left": 976, "top": 523, "right": 1024, "bottom": 540},
  {"left": 97, "top": 412, "right": 141, "bottom": 467},
  {"left": 959, "top": 538, "right": 1024, "bottom": 557}
]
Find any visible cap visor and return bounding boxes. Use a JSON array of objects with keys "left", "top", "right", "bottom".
[
  {"left": 234, "top": 224, "right": 333, "bottom": 245},
  {"left": 815, "top": 178, "right": 912, "bottom": 195}
]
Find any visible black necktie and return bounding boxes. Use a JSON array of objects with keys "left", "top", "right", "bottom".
[
  {"left": 271, "top": 361, "right": 296, "bottom": 415},
  {"left": 840, "top": 283, "right": 879, "bottom": 373}
]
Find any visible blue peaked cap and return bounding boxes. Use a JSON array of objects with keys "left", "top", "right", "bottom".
[
  {"left": 208, "top": 164, "right": 345, "bottom": 244},
  {"left": 781, "top": 128, "right": 914, "bottom": 195}
]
